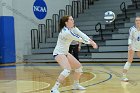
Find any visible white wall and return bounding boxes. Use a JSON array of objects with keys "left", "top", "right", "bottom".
[
  {"left": 46, "top": 0, "right": 71, "bottom": 19},
  {"left": 12, "top": 0, "right": 72, "bottom": 62},
  {"left": 0, "top": 0, "right": 2, "bottom": 16},
  {"left": 0, "top": 0, "right": 13, "bottom": 16}
]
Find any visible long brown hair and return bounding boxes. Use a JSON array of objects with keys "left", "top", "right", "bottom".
[{"left": 59, "top": 15, "right": 70, "bottom": 31}]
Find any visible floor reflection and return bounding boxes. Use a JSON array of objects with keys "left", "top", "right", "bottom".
[
  {"left": 121, "top": 81, "right": 130, "bottom": 93},
  {"left": 72, "top": 90, "right": 86, "bottom": 93}
]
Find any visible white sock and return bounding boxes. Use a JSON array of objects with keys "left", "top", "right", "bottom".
[
  {"left": 122, "top": 73, "right": 126, "bottom": 77},
  {"left": 52, "top": 81, "right": 60, "bottom": 89},
  {"left": 124, "top": 61, "right": 131, "bottom": 70},
  {"left": 74, "top": 80, "right": 79, "bottom": 85}
]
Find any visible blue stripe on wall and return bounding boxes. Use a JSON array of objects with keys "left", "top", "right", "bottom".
[{"left": 0, "top": 16, "right": 16, "bottom": 63}]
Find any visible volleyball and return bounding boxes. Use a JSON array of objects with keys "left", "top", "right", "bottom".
[{"left": 104, "top": 11, "right": 115, "bottom": 23}]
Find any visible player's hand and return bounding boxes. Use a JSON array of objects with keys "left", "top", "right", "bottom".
[{"left": 89, "top": 39, "right": 98, "bottom": 49}]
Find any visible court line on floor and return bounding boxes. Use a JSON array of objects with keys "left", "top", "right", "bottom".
[
  {"left": 99, "top": 63, "right": 138, "bottom": 86},
  {"left": 59, "top": 71, "right": 97, "bottom": 90},
  {"left": 61, "top": 70, "right": 112, "bottom": 92}
]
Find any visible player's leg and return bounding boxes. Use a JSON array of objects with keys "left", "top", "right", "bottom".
[
  {"left": 51, "top": 54, "right": 71, "bottom": 93},
  {"left": 136, "top": 51, "right": 140, "bottom": 58},
  {"left": 122, "top": 49, "right": 135, "bottom": 81},
  {"left": 67, "top": 53, "right": 86, "bottom": 90}
]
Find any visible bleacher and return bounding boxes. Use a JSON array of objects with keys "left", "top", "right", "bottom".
[{"left": 24, "top": 0, "right": 140, "bottom": 62}]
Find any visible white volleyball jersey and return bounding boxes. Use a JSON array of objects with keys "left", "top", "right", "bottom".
[
  {"left": 128, "top": 26, "right": 140, "bottom": 51},
  {"left": 53, "top": 27, "right": 90, "bottom": 55}
]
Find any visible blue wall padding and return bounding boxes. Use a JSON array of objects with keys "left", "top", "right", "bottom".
[{"left": 0, "top": 16, "right": 16, "bottom": 63}]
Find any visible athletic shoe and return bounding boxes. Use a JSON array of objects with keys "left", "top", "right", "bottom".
[
  {"left": 121, "top": 76, "right": 129, "bottom": 82},
  {"left": 73, "top": 84, "right": 86, "bottom": 90},
  {"left": 50, "top": 88, "right": 60, "bottom": 93}
]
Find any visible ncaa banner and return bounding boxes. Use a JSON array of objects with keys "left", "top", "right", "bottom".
[{"left": 33, "top": 0, "right": 47, "bottom": 20}]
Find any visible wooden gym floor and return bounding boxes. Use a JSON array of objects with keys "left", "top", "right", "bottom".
[{"left": 0, "top": 63, "right": 140, "bottom": 93}]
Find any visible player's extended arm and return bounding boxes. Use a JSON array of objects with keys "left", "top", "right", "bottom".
[{"left": 72, "top": 27, "right": 98, "bottom": 49}]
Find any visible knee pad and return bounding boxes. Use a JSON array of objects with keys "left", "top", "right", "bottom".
[
  {"left": 75, "top": 66, "right": 83, "bottom": 73},
  {"left": 124, "top": 62, "right": 131, "bottom": 70},
  {"left": 60, "top": 69, "right": 71, "bottom": 77}
]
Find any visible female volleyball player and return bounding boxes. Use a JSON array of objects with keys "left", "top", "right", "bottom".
[
  {"left": 122, "top": 16, "right": 140, "bottom": 82},
  {"left": 50, "top": 15, "right": 98, "bottom": 93}
]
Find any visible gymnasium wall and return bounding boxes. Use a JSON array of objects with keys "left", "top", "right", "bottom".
[
  {"left": 0, "top": 0, "right": 2, "bottom": 16},
  {"left": 0, "top": 0, "right": 72, "bottom": 62}
]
